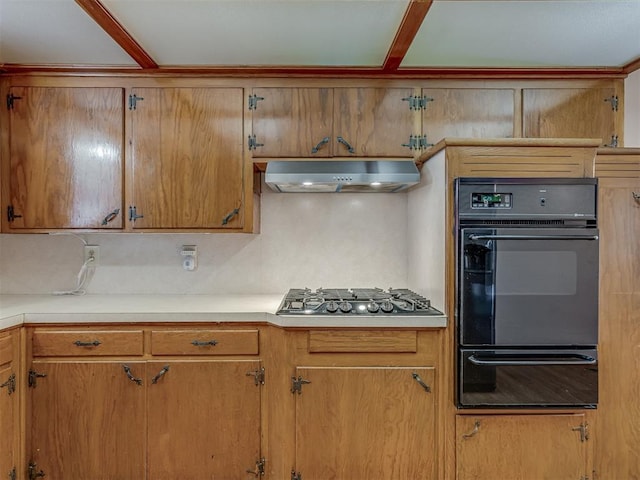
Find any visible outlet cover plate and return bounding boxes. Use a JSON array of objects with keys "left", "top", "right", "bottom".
[{"left": 83, "top": 245, "right": 100, "bottom": 266}]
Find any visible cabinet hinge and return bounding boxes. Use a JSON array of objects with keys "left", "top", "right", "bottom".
[
  {"left": 402, "top": 95, "right": 434, "bottom": 111},
  {"left": 604, "top": 95, "right": 619, "bottom": 111},
  {"left": 248, "top": 134, "right": 264, "bottom": 150},
  {"left": 6, "top": 93, "right": 22, "bottom": 110},
  {"left": 572, "top": 422, "right": 589, "bottom": 442},
  {"left": 128, "top": 94, "right": 144, "bottom": 110},
  {"left": 6, "top": 205, "right": 23, "bottom": 223},
  {"left": 291, "top": 470, "right": 302, "bottom": 480},
  {"left": 246, "top": 457, "right": 266, "bottom": 477},
  {"left": 402, "top": 134, "right": 433, "bottom": 151},
  {"left": 418, "top": 134, "right": 434, "bottom": 150},
  {"left": 248, "top": 94, "right": 264, "bottom": 110},
  {"left": 9, "top": 467, "right": 16, "bottom": 480},
  {"left": 128, "top": 206, "right": 144, "bottom": 222},
  {"left": 0, "top": 373, "right": 16, "bottom": 395},
  {"left": 28, "top": 462, "right": 45, "bottom": 480},
  {"left": 291, "top": 376, "right": 311, "bottom": 394},
  {"left": 604, "top": 135, "right": 619, "bottom": 148},
  {"left": 28, "top": 370, "right": 47, "bottom": 388},
  {"left": 246, "top": 367, "right": 265, "bottom": 386}
]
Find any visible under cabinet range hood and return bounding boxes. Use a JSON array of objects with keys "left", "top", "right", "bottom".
[{"left": 265, "top": 160, "right": 420, "bottom": 193}]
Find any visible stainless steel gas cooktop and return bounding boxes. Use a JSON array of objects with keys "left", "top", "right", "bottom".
[{"left": 276, "top": 287, "right": 444, "bottom": 316}]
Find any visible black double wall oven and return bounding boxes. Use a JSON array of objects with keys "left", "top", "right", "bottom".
[{"left": 456, "top": 178, "right": 599, "bottom": 408}]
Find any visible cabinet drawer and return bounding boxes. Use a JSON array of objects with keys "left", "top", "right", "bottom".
[
  {"left": 32, "top": 330, "right": 144, "bottom": 357},
  {"left": 151, "top": 329, "right": 259, "bottom": 355},
  {"left": 308, "top": 330, "right": 418, "bottom": 353}
]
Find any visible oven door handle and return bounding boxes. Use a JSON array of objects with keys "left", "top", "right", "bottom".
[
  {"left": 468, "top": 234, "right": 599, "bottom": 241},
  {"left": 468, "top": 353, "right": 597, "bottom": 366}
]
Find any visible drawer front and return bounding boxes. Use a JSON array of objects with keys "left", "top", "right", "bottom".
[
  {"left": 308, "top": 330, "right": 418, "bottom": 353},
  {"left": 32, "top": 330, "right": 144, "bottom": 357},
  {"left": 151, "top": 330, "right": 259, "bottom": 355}
]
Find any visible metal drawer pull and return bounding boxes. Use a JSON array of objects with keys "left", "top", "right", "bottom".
[
  {"left": 101, "top": 209, "right": 120, "bottom": 225},
  {"left": 191, "top": 339, "right": 218, "bottom": 347},
  {"left": 311, "top": 136, "right": 330, "bottom": 154},
  {"left": 468, "top": 353, "right": 596, "bottom": 366},
  {"left": 73, "top": 340, "right": 102, "bottom": 347},
  {"left": 462, "top": 421, "right": 481, "bottom": 439},
  {"left": 336, "top": 136, "right": 355, "bottom": 153},
  {"left": 412, "top": 372, "right": 431, "bottom": 392},
  {"left": 151, "top": 365, "right": 170, "bottom": 384},
  {"left": 122, "top": 364, "right": 143, "bottom": 385},
  {"left": 469, "top": 234, "right": 599, "bottom": 241}
]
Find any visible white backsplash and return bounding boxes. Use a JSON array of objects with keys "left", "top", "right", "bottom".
[{"left": 0, "top": 187, "right": 409, "bottom": 295}]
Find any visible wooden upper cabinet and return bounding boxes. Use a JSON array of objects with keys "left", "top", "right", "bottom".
[
  {"left": 456, "top": 414, "right": 590, "bottom": 480},
  {"left": 523, "top": 87, "right": 619, "bottom": 146},
  {"left": 6, "top": 86, "right": 124, "bottom": 229},
  {"left": 421, "top": 88, "right": 515, "bottom": 144},
  {"left": 250, "top": 87, "right": 418, "bottom": 158},
  {"left": 129, "top": 87, "right": 245, "bottom": 229},
  {"left": 0, "top": 331, "right": 18, "bottom": 480}
]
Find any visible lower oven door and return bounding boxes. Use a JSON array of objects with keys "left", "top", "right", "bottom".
[{"left": 458, "top": 348, "right": 598, "bottom": 408}]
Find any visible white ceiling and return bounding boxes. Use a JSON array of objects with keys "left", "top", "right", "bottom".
[{"left": 0, "top": 0, "right": 638, "bottom": 72}]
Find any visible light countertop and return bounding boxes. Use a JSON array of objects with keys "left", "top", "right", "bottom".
[{"left": 0, "top": 294, "right": 447, "bottom": 330}]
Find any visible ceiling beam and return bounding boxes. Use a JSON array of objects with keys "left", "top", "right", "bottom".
[
  {"left": 74, "top": 0, "right": 158, "bottom": 69},
  {"left": 382, "top": 0, "right": 434, "bottom": 72}
]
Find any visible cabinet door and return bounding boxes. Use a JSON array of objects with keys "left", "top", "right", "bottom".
[
  {"left": 333, "top": 88, "right": 417, "bottom": 157},
  {"left": 147, "top": 360, "right": 262, "bottom": 480},
  {"left": 250, "top": 87, "right": 333, "bottom": 157},
  {"left": 294, "top": 366, "right": 436, "bottom": 480},
  {"left": 523, "top": 88, "right": 618, "bottom": 146},
  {"left": 7, "top": 86, "right": 124, "bottom": 229},
  {"left": 0, "top": 332, "right": 17, "bottom": 480},
  {"left": 456, "top": 414, "right": 589, "bottom": 480},
  {"left": 421, "top": 88, "right": 515, "bottom": 143},
  {"left": 29, "top": 361, "right": 146, "bottom": 480},
  {"left": 595, "top": 176, "right": 640, "bottom": 477},
  {"left": 129, "top": 87, "right": 244, "bottom": 229}
]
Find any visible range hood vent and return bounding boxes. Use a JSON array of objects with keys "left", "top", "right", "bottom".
[{"left": 264, "top": 160, "right": 420, "bottom": 193}]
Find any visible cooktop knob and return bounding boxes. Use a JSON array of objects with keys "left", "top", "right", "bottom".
[
  {"left": 326, "top": 301, "right": 339, "bottom": 313},
  {"left": 339, "top": 301, "right": 353, "bottom": 313},
  {"left": 380, "top": 300, "right": 394, "bottom": 313},
  {"left": 367, "top": 302, "right": 380, "bottom": 313}
]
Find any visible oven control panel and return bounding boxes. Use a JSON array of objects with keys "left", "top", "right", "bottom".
[{"left": 471, "top": 192, "right": 512, "bottom": 209}]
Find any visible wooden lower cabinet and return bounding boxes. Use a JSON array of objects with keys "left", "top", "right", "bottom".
[
  {"left": 456, "top": 414, "right": 591, "bottom": 480},
  {"left": 0, "top": 330, "right": 19, "bottom": 480},
  {"left": 146, "top": 359, "right": 262, "bottom": 479},
  {"left": 293, "top": 366, "right": 437, "bottom": 480},
  {"left": 29, "top": 361, "right": 147, "bottom": 480}
]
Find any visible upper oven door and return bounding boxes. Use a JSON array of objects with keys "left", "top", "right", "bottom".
[{"left": 458, "top": 227, "right": 599, "bottom": 347}]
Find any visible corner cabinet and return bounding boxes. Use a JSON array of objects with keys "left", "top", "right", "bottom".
[
  {"left": 3, "top": 86, "right": 125, "bottom": 230},
  {"left": 128, "top": 87, "right": 246, "bottom": 230},
  {"left": 0, "top": 329, "right": 19, "bottom": 480},
  {"left": 456, "top": 414, "right": 591, "bottom": 480},
  {"left": 249, "top": 87, "right": 420, "bottom": 158}
]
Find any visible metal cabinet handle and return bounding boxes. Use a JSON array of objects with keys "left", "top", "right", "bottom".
[
  {"left": 191, "top": 339, "right": 218, "bottom": 347},
  {"left": 73, "top": 340, "right": 101, "bottom": 347},
  {"left": 122, "top": 364, "right": 143, "bottom": 385},
  {"left": 151, "top": 365, "right": 170, "bottom": 384},
  {"left": 336, "top": 136, "right": 355, "bottom": 153},
  {"left": 412, "top": 372, "right": 431, "bottom": 392},
  {"left": 468, "top": 353, "right": 597, "bottom": 366},
  {"left": 0, "top": 373, "right": 16, "bottom": 395},
  {"left": 311, "top": 136, "right": 330, "bottom": 154},
  {"left": 222, "top": 207, "right": 240, "bottom": 225},
  {"left": 462, "top": 421, "right": 481, "bottom": 439},
  {"left": 101, "top": 209, "right": 120, "bottom": 225}
]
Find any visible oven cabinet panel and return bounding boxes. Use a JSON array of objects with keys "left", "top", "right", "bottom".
[
  {"left": 293, "top": 366, "right": 436, "bottom": 479},
  {"left": 456, "top": 414, "right": 590, "bottom": 480}
]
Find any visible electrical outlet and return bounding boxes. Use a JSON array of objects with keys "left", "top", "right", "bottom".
[{"left": 83, "top": 245, "right": 100, "bottom": 266}]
